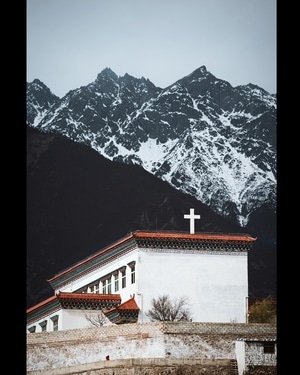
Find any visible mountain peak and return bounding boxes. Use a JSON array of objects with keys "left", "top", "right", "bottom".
[
  {"left": 197, "top": 65, "right": 207, "bottom": 73},
  {"left": 178, "top": 65, "right": 211, "bottom": 84},
  {"left": 191, "top": 65, "right": 208, "bottom": 76},
  {"left": 31, "top": 78, "right": 46, "bottom": 86},
  {"left": 96, "top": 67, "right": 118, "bottom": 81},
  {"left": 28, "top": 78, "right": 54, "bottom": 93}
]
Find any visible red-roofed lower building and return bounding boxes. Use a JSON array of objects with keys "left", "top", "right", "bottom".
[
  {"left": 27, "top": 230, "right": 256, "bottom": 332},
  {"left": 104, "top": 297, "right": 140, "bottom": 324}
]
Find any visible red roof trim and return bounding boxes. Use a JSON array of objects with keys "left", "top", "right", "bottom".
[
  {"left": 105, "top": 297, "right": 140, "bottom": 314},
  {"left": 133, "top": 230, "right": 257, "bottom": 242},
  {"left": 117, "top": 297, "right": 140, "bottom": 311},
  {"left": 26, "top": 295, "right": 57, "bottom": 314},
  {"left": 57, "top": 292, "right": 121, "bottom": 302}
]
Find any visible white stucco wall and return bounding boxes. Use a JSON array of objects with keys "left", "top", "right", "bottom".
[
  {"left": 27, "top": 309, "right": 115, "bottom": 333},
  {"left": 28, "top": 246, "right": 249, "bottom": 332},
  {"left": 136, "top": 249, "right": 248, "bottom": 323},
  {"left": 60, "top": 309, "right": 112, "bottom": 330}
]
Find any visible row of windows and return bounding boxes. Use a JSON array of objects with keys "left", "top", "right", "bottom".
[
  {"left": 77, "top": 262, "right": 135, "bottom": 294},
  {"left": 28, "top": 315, "right": 58, "bottom": 333},
  {"left": 28, "top": 264, "right": 136, "bottom": 332}
]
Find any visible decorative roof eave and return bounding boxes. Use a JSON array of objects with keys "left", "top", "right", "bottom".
[
  {"left": 105, "top": 311, "right": 139, "bottom": 324},
  {"left": 57, "top": 292, "right": 121, "bottom": 302},
  {"left": 27, "top": 292, "right": 122, "bottom": 324},
  {"left": 57, "top": 292, "right": 121, "bottom": 310},
  {"left": 104, "top": 297, "right": 140, "bottom": 324},
  {"left": 133, "top": 230, "right": 257, "bottom": 243},
  {"left": 133, "top": 230, "right": 256, "bottom": 253}
]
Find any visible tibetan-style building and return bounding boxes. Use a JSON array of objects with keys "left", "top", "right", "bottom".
[{"left": 27, "top": 229, "right": 257, "bottom": 332}]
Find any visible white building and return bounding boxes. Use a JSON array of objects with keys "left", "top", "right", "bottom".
[{"left": 27, "top": 228, "right": 256, "bottom": 332}]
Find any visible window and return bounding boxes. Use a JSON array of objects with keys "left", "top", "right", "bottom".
[
  {"left": 121, "top": 269, "right": 126, "bottom": 288},
  {"left": 114, "top": 273, "right": 119, "bottom": 292},
  {"left": 28, "top": 326, "right": 36, "bottom": 333},
  {"left": 102, "top": 279, "right": 107, "bottom": 294},
  {"left": 88, "top": 282, "right": 99, "bottom": 293},
  {"left": 39, "top": 320, "right": 47, "bottom": 332},
  {"left": 90, "top": 282, "right": 99, "bottom": 293},
  {"left": 50, "top": 315, "right": 59, "bottom": 331},
  {"left": 131, "top": 264, "right": 135, "bottom": 284},
  {"left": 263, "top": 342, "right": 275, "bottom": 354},
  {"left": 128, "top": 261, "right": 136, "bottom": 284},
  {"left": 107, "top": 277, "right": 112, "bottom": 294}
]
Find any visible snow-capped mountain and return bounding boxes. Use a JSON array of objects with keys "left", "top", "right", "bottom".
[{"left": 27, "top": 66, "right": 276, "bottom": 227}]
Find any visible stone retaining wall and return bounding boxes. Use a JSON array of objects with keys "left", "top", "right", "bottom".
[
  {"left": 27, "top": 322, "right": 277, "bottom": 374},
  {"left": 27, "top": 358, "right": 236, "bottom": 375}
]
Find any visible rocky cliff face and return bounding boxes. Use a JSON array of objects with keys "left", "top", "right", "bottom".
[{"left": 27, "top": 65, "right": 276, "bottom": 227}]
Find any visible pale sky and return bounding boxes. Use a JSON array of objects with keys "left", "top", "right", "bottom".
[{"left": 27, "top": 0, "right": 276, "bottom": 98}]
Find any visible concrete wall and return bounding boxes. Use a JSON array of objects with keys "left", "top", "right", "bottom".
[{"left": 27, "top": 321, "right": 276, "bottom": 373}]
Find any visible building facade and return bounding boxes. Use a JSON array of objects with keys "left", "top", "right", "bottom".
[{"left": 27, "top": 229, "right": 257, "bottom": 332}]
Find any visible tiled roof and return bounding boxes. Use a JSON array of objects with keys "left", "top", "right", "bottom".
[
  {"left": 57, "top": 292, "right": 121, "bottom": 310},
  {"left": 108, "top": 296, "right": 140, "bottom": 311},
  {"left": 104, "top": 297, "right": 140, "bottom": 324},
  {"left": 57, "top": 292, "right": 121, "bottom": 302}
]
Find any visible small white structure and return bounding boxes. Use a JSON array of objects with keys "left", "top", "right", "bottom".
[
  {"left": 27, "top": 229, "right": 256, "bottom": 332},
  {"left": 235, "top": 338, "right": 277, "bottom": 375}
]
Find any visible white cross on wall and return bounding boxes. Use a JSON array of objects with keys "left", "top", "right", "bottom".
[{"left": 184, "top": 208, "right": 200, "bottom": 234}]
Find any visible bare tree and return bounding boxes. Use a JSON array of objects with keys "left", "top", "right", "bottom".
[
  {"left": 85, "top": 311, "right": 108, "bottom": 327},
  {"left": 146, "top": 295, "right": 192, "bottom": 322}
]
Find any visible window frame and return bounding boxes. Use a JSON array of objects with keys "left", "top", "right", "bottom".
[
  {"left": 263, "top": 342, "right": 275, "bottom": 354},
  {"left": 39, "top": 320, "right": 47, "bottom": 332},
  {"left": 114, "top": 273, "right": 119, "bottom": 292},
  {"left": 121, "top": 269, "right": 126, "bottom": 288},
  {"left": 50, "top": 315, "right": 59, "bottom": 331}
]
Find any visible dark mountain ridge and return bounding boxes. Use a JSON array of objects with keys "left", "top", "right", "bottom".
[{"left": 27, "top": 127, "right": 276, "bottom": 309}]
